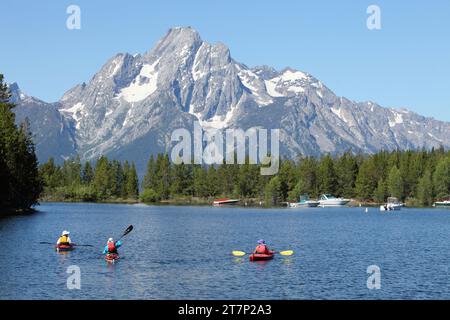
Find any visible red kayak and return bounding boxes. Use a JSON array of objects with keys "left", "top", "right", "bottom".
[
  {"left": 249, "top": 251, "right": 275, "bottom": 262},
  {"left": 105, "top": 253, "right": 120, "bottom": 263},
  {"left": 55, "top": 244, "right": 75, "bottom": 252}
]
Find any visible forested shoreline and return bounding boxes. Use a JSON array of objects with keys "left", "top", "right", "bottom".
[
  {"left": 1, "top": 72, "right": 449, "bottom": 211},
  {"left": 0, "top": 75, "right": 42, "bottom": 213},
  {"left": 39, "top": 149, "right": 450, "bottom": 207}
]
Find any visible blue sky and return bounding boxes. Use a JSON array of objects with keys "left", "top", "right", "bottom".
[{"left": 1, "top": 0, "right": 449, "bottom": 120}]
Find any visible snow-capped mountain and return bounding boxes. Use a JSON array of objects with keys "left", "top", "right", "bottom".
[
  {"left": 12, "top": 27, "right": 450, "bottom": 175},
  {"left": 10, "top": 83, "right": 77, "bottom": 162}
]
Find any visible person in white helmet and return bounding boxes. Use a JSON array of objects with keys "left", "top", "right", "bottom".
[
  {"left": 56, "top": 230, "right": 72, "bottom": 245},
  {"left": 102, "top": 237, "right": 122, "bottom": 255}
]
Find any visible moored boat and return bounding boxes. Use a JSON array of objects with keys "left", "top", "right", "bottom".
[
  {"left": 289, "top": 195, "right": 319, "bottom": 208},
  {"left": 380, "top": 197, "right": 403, "bottom": 211},
  {"left": 318, "top": 194, "right": 350, "bottom": 207},
  {"left": 433, "top": 198, "right": 450, "bottom": 207},
  {"left": 213, "top": 198, "right": 240, "bottom": 206}
]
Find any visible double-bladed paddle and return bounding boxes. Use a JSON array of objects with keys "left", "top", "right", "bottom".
[
  {"left": 117, "top": 225, "right": 133, "bottom": 241},
  {"left": 40, "top": 241, "right": 93, "bottom": 247},
  {"left": 232, "top": 250, "right": 294, "bottom": 257}
]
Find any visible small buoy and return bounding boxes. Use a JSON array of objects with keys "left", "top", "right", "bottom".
[{"left": 365, "top": 208, "right": 369, "bottom": 213}]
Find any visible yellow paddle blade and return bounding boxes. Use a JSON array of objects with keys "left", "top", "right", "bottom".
[
  {"left": 232, "top": 250, "right": 246, "bottom": 257},
  {"left": 279, "top": 250, "right": 294, "bottom": 256}
]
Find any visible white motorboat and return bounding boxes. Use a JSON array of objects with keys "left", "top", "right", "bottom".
[
  {"left": 289, "top": 195, "right": 320, "bottom": 208},
  {"left": 318, "top": 194, "right": 350, "bottom": 207},
  {"left": 380, "top": 197, "right": 403, "bottom": 211},
  {"left": 433, "top": 198, "right": 450, "bottom": 208}
]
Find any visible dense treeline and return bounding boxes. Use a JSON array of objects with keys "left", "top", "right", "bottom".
[
  {"left": 0, "top": 74, "right": 42, "bottom": 212},
  {"left": 138, "top": 150, "right": 450, "bottom": 206},
  {"left": 39, "top": 156, "right": 139, "bottom": 202},
  {"left": 2, "top": 71, "right": 448, "bottom": 210},
  {"left": 40, "top": 149, "right": 450, "bottom": 206}
]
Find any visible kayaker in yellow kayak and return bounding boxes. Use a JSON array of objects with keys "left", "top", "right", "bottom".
[
  {"left": 254, "top": 239, "right": 272, "bottom": 255},
  {"left": 56, "top": 230, "right": 72, "bottom": 245}
]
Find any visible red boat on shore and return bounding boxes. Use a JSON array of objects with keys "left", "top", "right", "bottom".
[{"left": 213, "top": 198, "right": 240, "bottom": 206}]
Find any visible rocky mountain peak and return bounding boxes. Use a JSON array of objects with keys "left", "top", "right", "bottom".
[{"left": 10, "top": 27, "right": 450, "bottom": 177}]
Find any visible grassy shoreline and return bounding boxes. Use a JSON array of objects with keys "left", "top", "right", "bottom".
[{"left": 37, "top": 197, "right": 435, "bottom": 208}]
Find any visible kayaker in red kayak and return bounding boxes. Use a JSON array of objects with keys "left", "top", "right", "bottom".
[
  {"left": 56, "top": 230, "right": 72, "bottom": 246},
  {"left": 254, "top": 239, "right": 272, "bottom": 255},
  {"left": 102, "top": 238, "right": 122, "bottom": 255}
]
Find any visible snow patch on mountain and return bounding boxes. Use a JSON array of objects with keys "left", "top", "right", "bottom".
[
  {"left": 118, "top": 59, "right": 159, "bottom": 102},
  {"left": 331, "top": 107, "right": 348, "bottom": 123},
  {"left": 236, "top": 65, "right": 273, "bottom": 106},
  {"left": 264, "top": 79, "right": 284, "bottom": 97},
  {"left": 389, "top": 110, "right": 404, "bottom": 127},
  {"left": 264, "top": 69, "right": 309, "bottom": 96},
  {"left": 61, "top": 102, "right": 85, "bottom": 129}
]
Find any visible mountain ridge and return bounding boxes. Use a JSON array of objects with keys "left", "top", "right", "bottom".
[{"left": 10, "top": 27, "right": 450, "bottom": 176}]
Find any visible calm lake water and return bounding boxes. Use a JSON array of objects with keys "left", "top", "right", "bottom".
[{"left": 1, "top": 202, "right": 450, "bottom": 300}]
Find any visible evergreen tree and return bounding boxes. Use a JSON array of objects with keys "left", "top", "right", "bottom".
[
  {"left": 217, "top": 162, "right": 235, "bottom": 196},
  {"left": 0, "top": 74, "right": 42, "bottom": 211},
  {"left": 82, "top": 161, "right": 94, "bottom": 185},
  {"left": 317, "top": 155, "right": 337, "bottom": 195},
  {"left": 121, "top": 160, "right": 130, "bottom": 198},
  {"left": 264, "top": 176, "right": 282, "bottom": 206},
  {"left": 142, "top": 154, "right": 156, "bottom": 190},
  {"left": 279, "top": 160, "right": 296, "bottom": 201},
  {"left": 39, "top": 157, "right": 63, "bottom": 191},
  {"left": 193, "top": 165, "right": 208, "bottom": 197},
  {"left": 109, "top": 160, "right": 124, "bottom": 197},
  {"left": 417, "top": 169, "right": 433, "bottom": 206},
  {"left": 355, "top": 157, "right": 377, "bottom": 200},
  {"left": 374, "top": 178, "right": 387, "bottom": 203},
  {"left": 290, "top": 157, "right": 318, "bottom": 200},
  {"left": 170, "top": 161, "right": 192, "bottom": 196},
  {"left": 125, "top": 162, "right": 139, "bottom": 199},
  {"left": 154, "top": 154, "right": 171, "bottom": 199},
  {"left": 62, "top": 156, "right": 82, "bottom": 187},
  {"left": 14, "top": 119, "right": 42, "bottom": 208},
  {"left": 93, "top": 156, "right": 111, "bottom": 199},
  {"left": 433, "top": 157, "right": 450, "bottom": 198},
  {"left": 205, "top": 166, "right": 220, "bottom": 197},
  {"left": 387, "top": 166, "right": 404, "bottom": 200},
  {"left": 336, "top": 152, "right": 358, "bottom": 198},
  {"left": 237, "top": 159, "right": 260, "bottom": 198}
]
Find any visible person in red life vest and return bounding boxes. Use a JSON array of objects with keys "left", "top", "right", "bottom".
[
  {"left": 254, "top": 239, "right": 274, "bottom": 254},
  {"left": 102, "top": 238, "right": 122, "bottom": 254}
]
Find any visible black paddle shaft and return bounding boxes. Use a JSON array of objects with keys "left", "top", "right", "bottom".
[{"left": 118, "top": 225, "right": 133, "bottom": 241}]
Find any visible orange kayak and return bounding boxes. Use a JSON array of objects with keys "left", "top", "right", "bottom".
[
  {"left": 249, "top": 251, "right": 274, "bottom": 261},
  {"left": 55, "top": 244, "right": 75, "bottom": 252},
  {"left": 105, "top": 253, "right": 119, "bottom": 263}
]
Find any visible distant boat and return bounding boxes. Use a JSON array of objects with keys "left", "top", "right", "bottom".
[
  {"left": 318, "top": 194, "right": 350, "bottom": 207},
  {"left": 289, "top": 195, "right": 319, "bottom": 208},
  {"left": 213, "top": 198, "right": 240, "bottom": 206},
  {"left": 433, "top": 197, "right": 450, "bottom": 208},
  {"left": 380, "top": 197, "right": 403, "bottom": 211}
]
